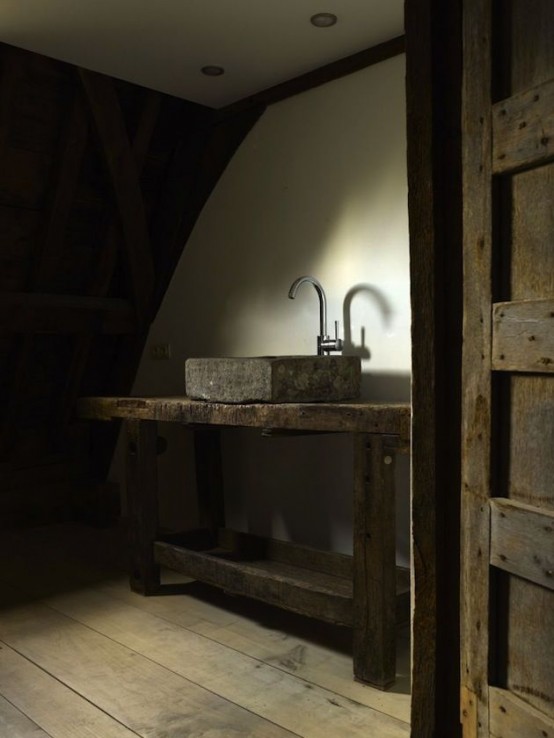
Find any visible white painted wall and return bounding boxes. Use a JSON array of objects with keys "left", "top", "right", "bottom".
[{"left": 116, "top": 53, "right": 411, "bottom": 565}]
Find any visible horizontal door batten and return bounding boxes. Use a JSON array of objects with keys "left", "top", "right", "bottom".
[
  {"left": 492, "top": 299, "right": 554, "bottom": 373},
  {"left": 492, "top": 77, "right": 554, "bottom": 175},
  {"left": 490, "top": 497, "right": 554, "bottom": 591}
]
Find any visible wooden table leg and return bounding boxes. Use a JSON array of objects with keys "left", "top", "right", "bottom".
[
  {"left": 353, "top": 433, "right": 397, "bottom": 689},
  {"left": 126, "top": 418, "right": 160, "bottom": 594},
  {"left": 194, "top": 428, "right": 225, "bottom": 536}
]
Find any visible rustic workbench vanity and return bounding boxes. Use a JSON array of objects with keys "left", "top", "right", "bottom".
[{"left": 77, "top": 396, "right": 411, "bottom": 689}]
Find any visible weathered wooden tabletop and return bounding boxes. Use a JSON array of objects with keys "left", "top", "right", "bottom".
[{"left": 77, "top": 396, "right": 411, "bottom": 439}]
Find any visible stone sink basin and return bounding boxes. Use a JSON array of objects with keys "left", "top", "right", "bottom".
[{"left": 185, "top": 356, "right": 361, "bottom": 404}]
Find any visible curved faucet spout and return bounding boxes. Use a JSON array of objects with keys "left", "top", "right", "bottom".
[{"left": 288, "top": 275, "right": 327, "bottom": 355}]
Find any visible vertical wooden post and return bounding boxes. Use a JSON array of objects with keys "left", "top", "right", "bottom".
[
  {"left": 194, "top": 428, "right": 225, "bottom": 536},
  {"left": 460, "top": 1, "right": 492, "bottom": 734},
  {"left": 406, "top": 0, "right": 464, "bottom": 730},
  {"left": 353, "top": 433, "right": 397, "bottom": 688},
  {"left": 126, "top": 419, "right": 160, "bottom": 594}
]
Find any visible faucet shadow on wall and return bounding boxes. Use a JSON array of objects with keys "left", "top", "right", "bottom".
[{"left": 342, "top": 283, "right": 393, "bottom": 359}]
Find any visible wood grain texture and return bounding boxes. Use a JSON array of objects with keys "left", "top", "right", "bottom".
[
  {"left": 510, "top": 0, "right": 554, "bottom": 94},
  {"left": 460, "top": 1, "right": 493, "bottom": 735},
  {"left": 509, "top": 165, "right": 554, "bottom": 512},
  {"left": 88, "top": 88, "right": 161, "bottom": 300},
  {"left": 0, "top": 593, "right": 296, "bottom": 738},
  {"left": 405, "top": 0, "right": 438, "bottom": 726},
  {"left": 0, "top": 642, "right": 138, "bottom": 738},
  {"left": 154, "top": 540, "right": 354, "bottom": 626},
  {"left": 511, "top": 166, "right": 554, "bottom": 301},
  {"left": 84, "top": 390, "right": 409, "bottom": 682},
  {"left": 31, "top": 91, "right": 88, "bottom": 287},
  {"left": 506, "top": 378, "right": 554, "bottom": 510},
  {"left": 106, "top": 571, "right": 411, "bottom": 723},
  {"left": 503, "top": 20, "right": 554, "bottom": 710},
  {"left": 353, "top": 434, "right": 397, "bottom": 688},
  {"left": 460, "top": 685, "right": 478, "bottom": 738},
  {"left": 489, "top": 686, "right": 554, "bottom": 737},
  {"left": 78, "top": 69, "right": 154, "bottom": 325},
  {"left": 40, "top": 586, "right": 409, "bottom": 738},
  {"left": 1, "top": 82, "right": 88, "bottom": 459},
  {"left": 405, "top": 0, "right": 464, "bottom": 730},
  {"left": 0, "top": 522, "right": 412, "bottom": 725},
  {"left": 57, "top": 89, "right": 162, "bottom": 436},
  {"left": 0, "top": 528, "right": 408, "bottom": 737},
  {"left": 77, "top": 396, "right": 410, "bottom": 436},
  {"left": 492, "top": 77, "right": 554, "bottom": 175},
  {"left": 490, "top": 498, "right": 554, "bottom": 590},
  {"left": 0, "top": 205, "right": 41, "bottom": 291},
  {"left": 492, "top": 299, "right": 554, "bottom": 372},
  {"left": 159, "top": 538, "right": 407, "bottom": 624},
  {"left": 0, "top": 693, "right": 50, "bottom": 738},
  {"left": 126, "top": 419, "right": 160, "bottom": 594},
  {"left": 219, "top": 527, "right": 354, "bottom": 579},
  {"left": 0, "top": 49, "right": 23, "bottom": 221},
  {"left": 507, "top": 573, "right": 554, "bottom": 719},
  {"left": 0, "top": 292, "right": 136, "bottom": 334}
]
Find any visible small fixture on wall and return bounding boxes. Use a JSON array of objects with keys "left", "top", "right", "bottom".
[
  {"left": 310, "top": 13, "right": 338, "bottom": 28},
  {"left": 201, "top": 65, "right": 225, "bottom": 76}
]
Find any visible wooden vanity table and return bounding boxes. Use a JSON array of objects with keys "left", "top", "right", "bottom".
[{"left": 77, "top": 396, "right": 411, "bottom": 689}]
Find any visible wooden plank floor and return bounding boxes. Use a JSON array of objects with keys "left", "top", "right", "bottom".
[{"left": 0, "top": 523, "right": 410, "bottom": 738}]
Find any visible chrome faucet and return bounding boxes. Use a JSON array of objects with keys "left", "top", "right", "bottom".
[{"left": 288, "top": 276, "right": 343, "bottom": 355}]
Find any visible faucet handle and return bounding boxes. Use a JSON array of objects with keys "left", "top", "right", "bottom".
[
  {"left": 320, "top": 322, "right": 343, "bottom": 353},
  {"left": 334, "top": 320, "right": 344, "bottom": 351}
]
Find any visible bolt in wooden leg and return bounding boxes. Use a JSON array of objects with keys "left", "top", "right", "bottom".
[
  {"left": 353, "top": 433, "right": 397, "bottom": 689},
  {"left": 126, "top": 418, "right": 160, "bottom": 594}
]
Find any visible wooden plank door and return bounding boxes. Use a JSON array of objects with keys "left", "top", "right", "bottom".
[{"left": 461, "top": 1, "right": 554, "bottom": 736}]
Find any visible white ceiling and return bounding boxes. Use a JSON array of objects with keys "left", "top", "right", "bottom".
[{"left": 0, "top": 0, "right": 404, "bottom": 108}]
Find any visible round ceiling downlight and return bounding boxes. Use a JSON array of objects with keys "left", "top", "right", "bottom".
[
  {"left": 310, "top": 13, "right": 338, "bottom": 28},
  {"left": 201, "top": 65, "right": 225, "bottom": 76}
]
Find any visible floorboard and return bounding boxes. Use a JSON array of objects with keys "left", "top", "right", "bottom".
[
  {"left": 0, "top": 523, "right": 410, "bottom": 738},
  {"left": 0, "top": 644, "right": 137, "bottom": 738},
  {"left": 0, "top": 693, "right": 52, "bottom": 738},
  {"left": 110, "top": 572, "right": 411, "bottom": 721},
  {"left": 0, "top": 590, "right": 297, "bottom": 738}
]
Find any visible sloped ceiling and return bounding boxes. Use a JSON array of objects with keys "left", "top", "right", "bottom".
[{"left": 0, "top": 0, "right": 403, "bottom": 107}]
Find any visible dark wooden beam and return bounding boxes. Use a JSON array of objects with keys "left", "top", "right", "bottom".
[
  {"left": 218, "top": 35, "right": 405, "bottom": 118},
  {"left": 0, "top": 46, "right": 21, "bottom": 171},
  {"left": 0, "top": 293, "right": 137, "bottom": 334},
  {"left": 78, "top": 69, "right": 155, "bottom": 325},
  {"left": 89, "top": 88, "right": 162, "bottom": 298},
  {"left": 31, "top": 92, "right": 89, "bottom": 287},
  {"left": 1, "top": 86, "right": 89, "bottom": 456},
  {"left": 406, "top": 0, "right": 463, "bottom": 734},
  {"left": 58, "top": 89, "right": 163, "bottom": 435},
  {"left": 127, "top": 419, "right": 161, "bottom": 594}
]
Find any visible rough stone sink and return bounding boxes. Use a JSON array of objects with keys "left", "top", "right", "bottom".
[{"left": 185, "top": 355, "right": 361, "bottom": 404}]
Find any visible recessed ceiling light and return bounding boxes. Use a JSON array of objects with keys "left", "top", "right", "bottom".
[
  {"left": 310, "top": 13, "right": 338, "bottom": 28},
  {"left": 201, "top": 65, "right": 225, "bottom": 76}
]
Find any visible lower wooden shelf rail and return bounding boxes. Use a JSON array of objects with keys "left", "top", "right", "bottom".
[
  {"left": 78, "top": 395, "right": 411, "bottom": 690},
  {"left": 155, "top": 528, "right": 410, "bottom": 627}
]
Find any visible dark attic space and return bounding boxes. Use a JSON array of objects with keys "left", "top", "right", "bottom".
[{"left": 0, "top": 42, "right": 263, "bottom": 526}]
